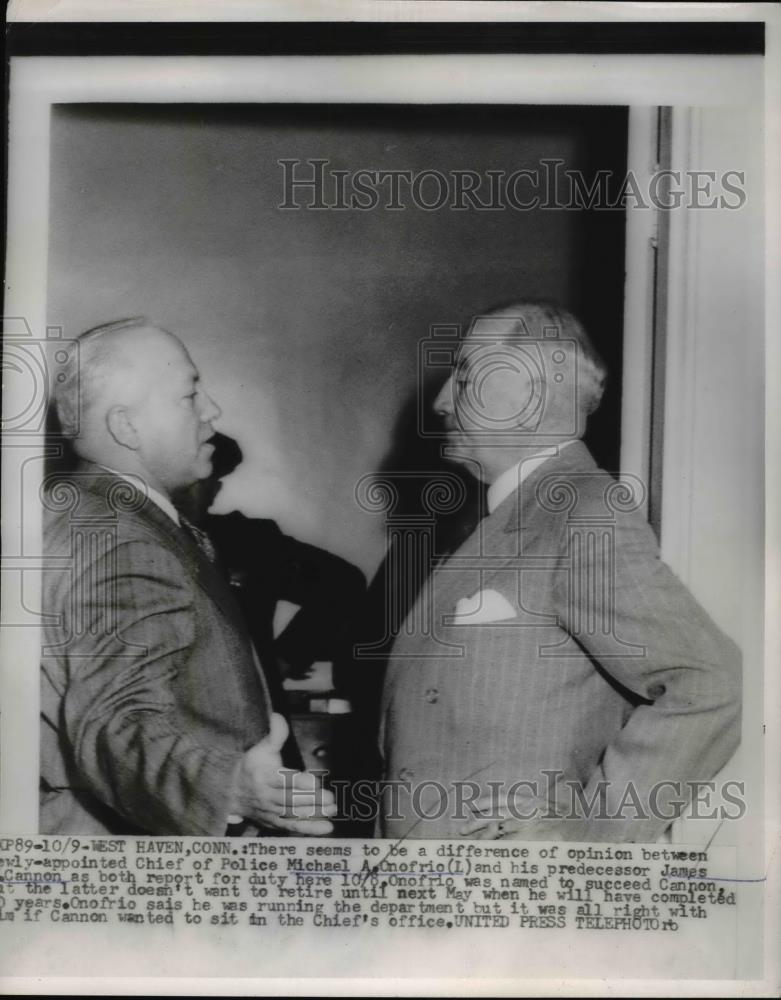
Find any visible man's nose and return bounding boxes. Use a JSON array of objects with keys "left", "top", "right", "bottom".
[
  {"left": 201, "top": 391, "right": 222, "bottom": 423},
  {"left": 433, "top": 374, "right": 454, "bottom": 416}
]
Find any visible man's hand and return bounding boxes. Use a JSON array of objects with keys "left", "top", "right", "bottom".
[{"left": 231, "top": 713, "right": 337, "bottom": 835}]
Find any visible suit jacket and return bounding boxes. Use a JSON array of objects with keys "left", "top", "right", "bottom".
[
  {"left": 379, "top": 442, "right": 741, "bottom": 842},
  {"left": 40, "top": 464, "right": 271, "bottom": 835}
]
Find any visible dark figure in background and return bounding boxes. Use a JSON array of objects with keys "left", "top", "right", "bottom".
[{"left": 174, "top": 433, "right": 367, "bottom": 773}]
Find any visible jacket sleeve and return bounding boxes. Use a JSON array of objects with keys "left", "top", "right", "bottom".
[
  {"left": 272, "top": 534, "right": 367, "bottom": 672},
  {"left": 60, "top": 537, "right": 243, "bottom": 836},
  {"left": 552, "top": 508, "right": 742, "bottom": 842},
  {"left": 206, "top": 512, "right": 367, "bottom": 673}
]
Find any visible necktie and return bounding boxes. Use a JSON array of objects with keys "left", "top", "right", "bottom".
[{"left": 179, "top": 515, "right": 217, "bottom": 563}]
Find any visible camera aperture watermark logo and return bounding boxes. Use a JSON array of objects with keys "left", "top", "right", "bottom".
[
  {"left": 1, "top": 319, "right": 76, "bottom": 437},
  {"left": 418, "top": 320, "right": 582, "bottom": 442}
]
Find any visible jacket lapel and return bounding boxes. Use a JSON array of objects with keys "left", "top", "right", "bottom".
[
  {"left": 437, "top": 441, "right": 599, "bottom": 582},
  {"left": 501, "top": 439, "right": 599, "bottom": 536},
  {"left": 69, "top": 463, "right": 244, "bottom": 625}
]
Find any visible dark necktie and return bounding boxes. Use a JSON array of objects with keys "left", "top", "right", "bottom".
[{"left": 179, "top": 514, "right": 217, "bottom": 563}]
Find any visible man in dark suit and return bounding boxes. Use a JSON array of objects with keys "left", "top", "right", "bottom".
[
  {"left": 174, "top": 432, "right": 367, "bottom": 771},
  {"left": 40, "top": 318, "right": 336, "bottom": 835},
  {"left": 176, "top": 434, "right": 365, "bottom": 684},
  {"left": 379, "top": 301, "right": 741, "bottom": 842}
]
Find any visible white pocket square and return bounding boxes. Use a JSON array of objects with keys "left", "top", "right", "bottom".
[{"left": 450, "top": 588, "right": 517, "bottom": 624}]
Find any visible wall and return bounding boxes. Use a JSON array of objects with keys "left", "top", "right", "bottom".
[
  {"left": 47, "top": 104, "right": 627, "bottom": 577},
  {"left": 660, "top": 106, "right": 763, "bottom": 649},
  {"left": 659, "top": 107, "right": 763, "bottom": 854}
]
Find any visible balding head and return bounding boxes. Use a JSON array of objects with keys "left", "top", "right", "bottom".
[
  {"left": 56, "top": 318, "right": 171, "bottom": 436},
  {"left": 433, "top": 300, "right": 607, "bottom": 483},
  {"left": 54, "top": 317, "right": 222, "bottom": 495}
]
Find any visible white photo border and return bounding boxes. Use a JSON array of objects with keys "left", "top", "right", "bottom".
[{"left": 1, "top": 7, "right": 779, "bottom": 997}]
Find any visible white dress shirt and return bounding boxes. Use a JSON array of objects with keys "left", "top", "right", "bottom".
[{"left": 486, "top": 438, "right": 579, "bottom": 514}]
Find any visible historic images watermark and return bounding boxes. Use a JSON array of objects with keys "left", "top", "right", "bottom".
[
  {"left": 284, "top": 772, "right": 748, "bottom": 827},
  {"left": 279, "top": 158, "right": 747, "bottom": 212}
]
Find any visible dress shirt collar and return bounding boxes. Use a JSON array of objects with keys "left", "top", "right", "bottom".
[
  {"left": 99, "top": 466, "right": 181, "bottom": 526},
  {"left": 486, "top": 438, "right": 579, "bottom": 515}
]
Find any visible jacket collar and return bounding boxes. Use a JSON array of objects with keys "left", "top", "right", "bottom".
[
  {"left": 499, "top": 439, "right": 599, "bottom": 534},
  {"left": 63, "top": 460, "right": 243, "bottom": 623}
]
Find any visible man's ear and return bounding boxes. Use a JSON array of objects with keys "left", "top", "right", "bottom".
[{"left": 106, "top": 406, "right": 140, "bottom": 450}]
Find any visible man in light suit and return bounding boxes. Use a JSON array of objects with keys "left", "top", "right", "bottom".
[
  {"left": 40, "top": 318, "right": 336, "bottom": 835},
  {"left": 378, "top": 301, "right": 741, "bottom": 842}
]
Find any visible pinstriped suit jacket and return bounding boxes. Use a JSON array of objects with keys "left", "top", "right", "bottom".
[
  {"left": 379, "top": 442, "right": 741, "bottom": 842},
  {"left": 40, "top": 463, "right": 271, "bottom": 835}
]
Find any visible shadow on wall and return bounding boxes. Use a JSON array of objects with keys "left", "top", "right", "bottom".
[{"left": 47, "top": 103, "right": 628, "bottom": 577}]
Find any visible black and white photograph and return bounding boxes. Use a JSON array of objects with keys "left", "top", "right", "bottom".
[{"left": 0, "top": 2, "right": 777, "bottom": 994}]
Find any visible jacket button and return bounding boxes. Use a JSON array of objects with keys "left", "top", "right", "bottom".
[
  {"left": 425, "top": 688, "right": 439, "bottom": 703},
  {"left": 398, "top": 767, "right": 414, "bottom": 781}
]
